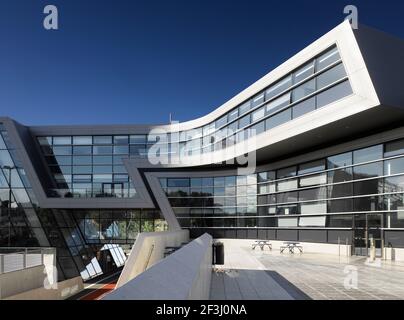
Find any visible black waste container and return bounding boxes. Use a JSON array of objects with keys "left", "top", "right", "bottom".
[{"left": 212, "top": 241, "right": 224, "bottom": 265}]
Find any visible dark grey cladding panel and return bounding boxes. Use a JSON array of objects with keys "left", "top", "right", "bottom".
[
  {"left": 354, "top": 24, "right": 404, "bottom": 109},
  {"left": 327, "top": 230, "right": 353, "bottom": 244},
  {"left": 298, "top": 230, "right": 327, "bottom": 243},
  {"left": 384, "top": 231, "right": 404, "bottom": 248},
  {"left": 277, "top": 229, "right": 298, "bottom": 241}
]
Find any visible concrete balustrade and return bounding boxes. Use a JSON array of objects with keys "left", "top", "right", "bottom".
[{"left": 104, "top": 233, "right": 213, "bottom": 300}]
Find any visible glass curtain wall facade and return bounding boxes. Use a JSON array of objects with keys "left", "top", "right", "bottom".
[
  {"left": 37, "top": 46, "right": 352, "bottom": 165},
  {"left": 160, "top": 138, "right": 404, "bottom": 248}
]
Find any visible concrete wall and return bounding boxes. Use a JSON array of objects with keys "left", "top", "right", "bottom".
[
  {"left": 0, "top": 265, "right": 45, "bottom": 299},
  {"left": 384, "top": 248, "right": 404, "bottom": 262},
  {"left": 5, "top": 276, "right": 83, "bottom": 300},
  {"left": 104, "top": 233, "right": 213, "bottom": 300},
  {"left": 116, "top": 229, "right": 189, "bottom": 288}
]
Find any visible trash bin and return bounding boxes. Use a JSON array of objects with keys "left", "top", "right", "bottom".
[{"left": 212, "top": 241, "right": 224, "bottom": 265}]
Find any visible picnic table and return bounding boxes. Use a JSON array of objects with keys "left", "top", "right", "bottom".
[
  {"left": 280, "top": 241, "right": 303, "bottom": 254},
  {"left": 252, "top": 240, "right": 272, "bottom": 251}
]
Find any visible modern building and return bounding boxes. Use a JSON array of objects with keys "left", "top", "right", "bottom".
[{"left": 2, "top": 21, "right": 404, "bottom": 282}]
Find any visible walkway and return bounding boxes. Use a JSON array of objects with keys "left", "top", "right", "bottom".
[{"left": 210, "top": 239, "right": 404, "bottom": 300}]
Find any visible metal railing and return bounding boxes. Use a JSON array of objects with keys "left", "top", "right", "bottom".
[{"left": 0, "top": 247, "right": 56, "bottom": 275}]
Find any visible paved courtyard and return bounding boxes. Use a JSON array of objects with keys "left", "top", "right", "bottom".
[{"left": 210, "top": 240, "right": 404, "bottom": 300}]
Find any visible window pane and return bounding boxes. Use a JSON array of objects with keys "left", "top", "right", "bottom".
[
  {"left": 73, "top": 136, "right": 92, "bottom": 145},
  {"left": 93, "top": 156, "right": 112, "bottom": 165},
  {"left": 265, "top": 109, "right": 291, "bottom": 130},
  {"left": 225, "top": 110, "right": 238, "bottom": 124},
  {"left": 385, "top": 139, "right": 404, "bottom": 157},
  {"left": 73, "top": 156, "right": 92, "bottom": 165},
  {"left": 353, "top": 162, "right": 383, "bottom": 179},
  {"left": 251, "top": 92, "right": 265, "bottom": 108},
  {"left": 328, "top": 152, "right": 352, "bottom": 168},
  {"left": 93, "top": 145, "right": 113, "bottom": 155},
  {"left": 292, "top": 97, "right": 315, "bottom": 118},
  {"left": 353, "top": 145, "right": 383, "bottom": 164},
  {"left": 265, "top": 76, "right": 292, "bottom": 101},
  {"left": 316, "top": 46, "right": 340, "bottom": 71},
  {"left": 385, "top": 158, "right": 404, "bottom": 175},
  {"left": 292, "top": 79, "right": 315, "bottom": 102},
  {"left": 317, "top": 63, "right": 347, "bottom": 91},
  {"left": 238, "top": 114, "right": 251, "bottom": 129},
  {"left": 73, "top": 146, "right": 92, "bottom": 155},
  {"left": 114, "top": 136, "right": 128, "bottom": 145},
  {"left": 316, "top": 80, "right": 352, "bottom": 109},
  {"left": 265, "top": 93, "right": 290, "bottom": 115},
  {"left": 277, "top": 166, "right": 296, "bottom": 179},
  {"left": 293, "top": 61, "right": 314, "bottom": 84},
  {"left": 298, "top": 159, "right": 325, "bottom": 175},
  {"left": 251, "top": 107, "right": 265, "bottom": 122},
  {"left": 238, "top": 101, "right": 251, "bottom": 116},
  {"left": 53, "top": 136, "right": 71, "bottom": 145},
  {"left": 167, "top": 178, "right": 190, "bottom": 187},
  {"left": 93, "top": 136, "right": 112, "bottom": 144},
  {"left": 53, "top": 146, "right": 71, "bottom": 155}
]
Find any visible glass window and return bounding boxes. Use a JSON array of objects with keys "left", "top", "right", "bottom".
[
  {"left": 300, "top": 173, "right": 327, "bottom": 187},
  {"left": 328, "top": 183, "right": 353, "bottom": 198},
  {"left": 277, "top": 166, "right": 296, "bottom": 179},
  {"left": 53, "top": 146, "right": 71, "bottom": 156},
  {"left": 328, "top": 167, "right": 353, "bottom": 183},
  {"left": 37, "top": 136, "right": 52, "bottom": 146},
  {"left": 73, "top": 156, "right": 92, "bottom": 165},
  {"left": 93, "top": 136, "right": 112, "bottom": 144},
  {"left": 277, "top": 179, "right": 298, "bottom": 192},
  {"left": 292, "top": 97, "right": 316, "bottom": 119},
  {"left": 299, "top": 187, "right": 327, "bottom": 201},
  {"left": 316, "top": 80, "right": 352, "bottom": 109},
  {"left": 93, "top": 156, "right": 112, "bottom": 165},
  {"left": 113, "top": 146, "right": 129, "bottom": 154},
  {"left": 114, "top": 136, "right": 129, "bottom": 145},
  {"left": 93, "top": 145, "right": 113, "bottom": 155},
  {"left": 53, "top": 136, "right": 71, "bottom": 145},
  {"left": 265, "top": 76, "right": 292, "bottom": 101},
  {"left": 251, "top": 92, "right": 265, "bottom": 108},
  {"left": 250, "top": 121, "right": 265, "bottom": 136},
  {"left": 328, "top": 199, "right": 353, "bottom": 213},
  {"left": 130, "top": 135, "right": 147, "bottom": 144},
  {"left": 353, "top": 145, "right": 383, "bottom": 164},
  {"left": 298, "top": 159, "right": 325, "bottom": 175},
  {"left": 228, "top": 109, "right": 238, "bottom": 122},
  {"left": 251, "top": 107, "right": 265, "bottom": 122},
  {"left": 300, "top": 201, "right": 327, "bottom": 214},
  {"left": 238, "top": 101, "right": 251, "bottom": 116},
  {"left": 385, "top": 175, "right": 404, "bottom": 193},
  {"left": 93, "top": 166, "right": 112, "bottom": 174},
  {"left": 353, "top": 179, "right": 383, "bottom": 196},
  {"left": 73, "top": 136, "right": 92, "bottom": 145},
  {"left": 73, "top": 166, "right": 92, "bottom": 174},
  {"left": 276, "top": 191, "right": 298, "bottom": 203},
  {"left": 385, "top": 158, "right": 404, "bottom": 175},
  {"left": 292, "top": 79, "right": 315, "bottom": 102},
  {"left": 265, "top": 109, "right": 291, "bottom": 130},
  {"left": 327, "top": 152, "right": 352, "bottom": 169},
  {"left": 353, "top": 162, "right": 383, "bottom": 179},
  {"left": 316, "top": 46, "right": 341, "bottom": 72},
  {"left": 215, "top": 115, "right": 227, "bottom": 129},
  {"left": 299, "top": 215, "right": 326, "bottom": 227},
  {"left": 293, "top": 61, "right": 314, "bottom": 84},
  {"left": 257, "top": 171, "right": 275, "bottom": 183},
  {"left": 73, "top": 146, "right": 92, "bottom": 155},
  {"left": 54, "top": 155, "right": 71, "bottom": 166},
  {"left": 316, "top": 63, "right": 347, "bottom": 90},
  {"left": 167, "top": 178, "right": 190, "bottom": 187},
  {"left": 238, "top": 114, "right": 251, "bottom": 129},
  {"left": 225, "top": 176, "right": 236, "bottom": 187},
  {"left": 0, "top": 150, "right": 14, "bottom": 166},
  {"left": 265, "top": 93, "right": 290, "bottom": 115},
  {"left": 385, "top": 139, "right": 404, "bottom": 157}
]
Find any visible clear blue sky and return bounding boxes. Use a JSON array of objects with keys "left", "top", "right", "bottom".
[{"left": 0, "top": 0, "right": 403, "bottom": 125}]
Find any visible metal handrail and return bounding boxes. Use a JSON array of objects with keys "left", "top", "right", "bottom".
[{"left": 0, "top": 247, "right": 56, "bottom": 275}]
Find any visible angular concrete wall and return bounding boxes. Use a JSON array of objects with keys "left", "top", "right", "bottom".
[
  {"left": 116, "top": 229, "right": 189, "bottom": 288},
  {"left": 104, "top": 233, "right": 213, "bottom": 300}
]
